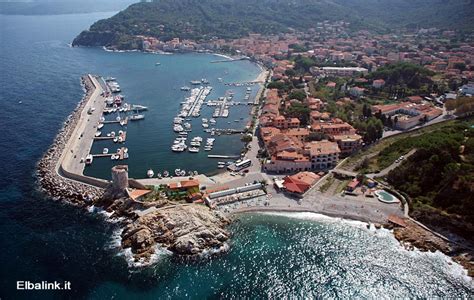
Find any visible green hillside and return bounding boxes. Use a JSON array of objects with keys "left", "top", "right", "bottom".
[{"left": 72, "top": 0, "right": 474, "bottom": 48}]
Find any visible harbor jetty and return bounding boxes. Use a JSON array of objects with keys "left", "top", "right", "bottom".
[{"left": 37, "top": 75, "right": 107, "bottom": 205}]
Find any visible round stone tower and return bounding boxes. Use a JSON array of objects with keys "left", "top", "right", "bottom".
[{"left": 111, "top": 165, "right": 129, "bottom": 192}]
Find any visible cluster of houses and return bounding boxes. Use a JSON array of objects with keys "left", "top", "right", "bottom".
[
  {"left": 258, "top": 88, "right": 362, "bottom": 174},
  {"left": 372, "top": 97, "right": 443, "bottom": 130}
]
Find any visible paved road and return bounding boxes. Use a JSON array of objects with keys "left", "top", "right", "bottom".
[
  {"left": 366, "top": 149, "right": 417, "bottom": 178},
  {"left": 60, "top": 75, "right": 106, "bottom": 175}
]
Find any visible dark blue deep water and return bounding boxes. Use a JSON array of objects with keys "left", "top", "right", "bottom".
[{"left": 0, "top": 13, "right": 473, "bottom": 299}]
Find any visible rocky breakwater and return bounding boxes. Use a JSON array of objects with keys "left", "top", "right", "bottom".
[
  {"left": 120, "top": 205, "right": 231, "bottom": 263},
  {"left": 36, "top": 75, "right": 104, "bottom": 206}
]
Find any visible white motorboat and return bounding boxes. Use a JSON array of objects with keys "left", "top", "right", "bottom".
[
  {"left": 85, "top": 154, "right": 93, "bottom": 165},
  {"left": 171, "top": 144, "right": 186, "bottom": 152},
  {"left": 189, "top": 147, "right": 200, "bottom": 153},
  {"left": 102, "top": 148, "right": 109, "bottom": 154},
  {"left": 163, "top": 170, "right": 169, "bottom": 177},
  {"left": 98, "top": 123, "right": 104, "bottom": 129},
  {"left": 95, "top": 131, "right": 102, "bottom": 137},
  {"left": 130, "top": 114, "right": 145, "bottom": 121},
  {"left": 131, "top": 104, "right": 148, "bottom": 111},
  {"left": 147, "top": 169, "right": 154, "bottom": 178}
]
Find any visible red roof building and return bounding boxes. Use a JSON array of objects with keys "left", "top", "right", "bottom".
[{"left": 283, "top": 172, "right": 321, "bottom": 194}]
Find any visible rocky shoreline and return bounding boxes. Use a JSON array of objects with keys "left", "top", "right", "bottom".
[
  {"left": 36, "top": 75, "right": 104, "bottom": 206},
  {"left": 390, "top": 219, "right": 474, "bottom": 277}
]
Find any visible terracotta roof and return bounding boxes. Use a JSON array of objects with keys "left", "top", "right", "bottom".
[
  {"left": 283, "top": 172, "right": 320, "bottom": 194},
  {"left": 126, "top": 188, "right": 152, "bottom": 201},
  {"left": 305, "top": 140, "right": 341, "bottom": 156}
]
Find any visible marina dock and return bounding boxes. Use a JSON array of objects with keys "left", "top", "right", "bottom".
[
  {"left": 102, "top": 117, "right": 128, "bottom": 125},
  {"left": 94, "top": 131, "right": 127, "bottom": 142},
  {"left": 91, "top": 147, "right": 128, "bottom": 160},
  {"left": 208, "top": 155, "right": 241, "bottom": 159}
]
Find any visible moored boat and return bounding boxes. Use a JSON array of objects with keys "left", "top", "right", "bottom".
[{"left": 147, "top": 169, "right": 154, "bottom": 178}]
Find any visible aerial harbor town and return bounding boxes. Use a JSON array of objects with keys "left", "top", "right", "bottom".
[
  {"left": 2, "top": 0, "right": 474, "bottom": 297},
  {"left": 36, "top": 17, "right": 474, "bottom": 276}
]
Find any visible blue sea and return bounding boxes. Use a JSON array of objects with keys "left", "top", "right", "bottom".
[{"left": 0, "top": 13, "right": 473, "bottom": 299}]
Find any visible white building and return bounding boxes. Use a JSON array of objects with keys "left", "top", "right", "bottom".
[{"left": 460, "top": 84, "right": 474, "bottom": 95}]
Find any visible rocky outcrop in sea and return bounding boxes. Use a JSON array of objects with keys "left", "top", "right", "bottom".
[{"left": 121, "top": 205, "right": 231, "bottom": 261}]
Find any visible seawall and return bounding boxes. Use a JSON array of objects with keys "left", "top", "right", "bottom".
[{"left": 36, "top": 75, "right": 107, "bottom": 206}]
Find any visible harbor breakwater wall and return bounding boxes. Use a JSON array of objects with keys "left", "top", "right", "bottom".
[{"left": 37, "top": 75, "right": 106, "bottom": 206}]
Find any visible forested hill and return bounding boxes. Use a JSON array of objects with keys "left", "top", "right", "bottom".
[{"left": 72, "top": 0, "right": 474, "bottom": 47}]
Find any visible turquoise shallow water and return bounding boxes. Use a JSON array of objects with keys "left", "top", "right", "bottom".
[{"left": 0, "top": 13, "right": 473, "bottom": 299}]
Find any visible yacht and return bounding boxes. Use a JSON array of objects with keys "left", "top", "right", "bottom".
[
  {"left": 189, "top": 147, "right": 200, "bottom": 153},
  {"left": 171, "top": 144, "right": 186, "bottom": 152},
  {"left": 147, "top": 169, "right": 154, "bottom": 178},
  {"left": 85, "top": 154, "right": 93, "bottom": 165},
  {"left": 130, "top": 114, "right": 145, "bottom": 121},
  {"left": 175, "top": 169, "right": 186, "bottom": 176},
  {"left": 131, "top": 104, "right": 148, "bottom": 111}
]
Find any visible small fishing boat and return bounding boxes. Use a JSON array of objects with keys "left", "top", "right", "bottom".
[
  {"left": 189, "top": 147, "right": 200, "bottom": 153},
  {"left": 130, "top": 114, "right": 145, "bottom": 121},
  {"left": 147, "top": 169, "right": 154, "bottom": 178},
  {"left": 85, "top": 154, "right": 93, "bottom": 165}
]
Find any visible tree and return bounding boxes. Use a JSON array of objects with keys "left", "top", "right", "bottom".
[
  {"left": 308, "top": 132, "right": 327, "bottom": 141},
  {"left": 288, "top": 89, "right": 307, "bottom": 101},
  {"left": 453, "top": 62, "right": 467, "bottom": 72},
  {"left": 286, "top": 102, "right": 310, "bottom": 125}
]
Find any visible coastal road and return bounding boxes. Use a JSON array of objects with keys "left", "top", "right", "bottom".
[{"left": 366, "top": 149, "right": 417, "bottom": 179}]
